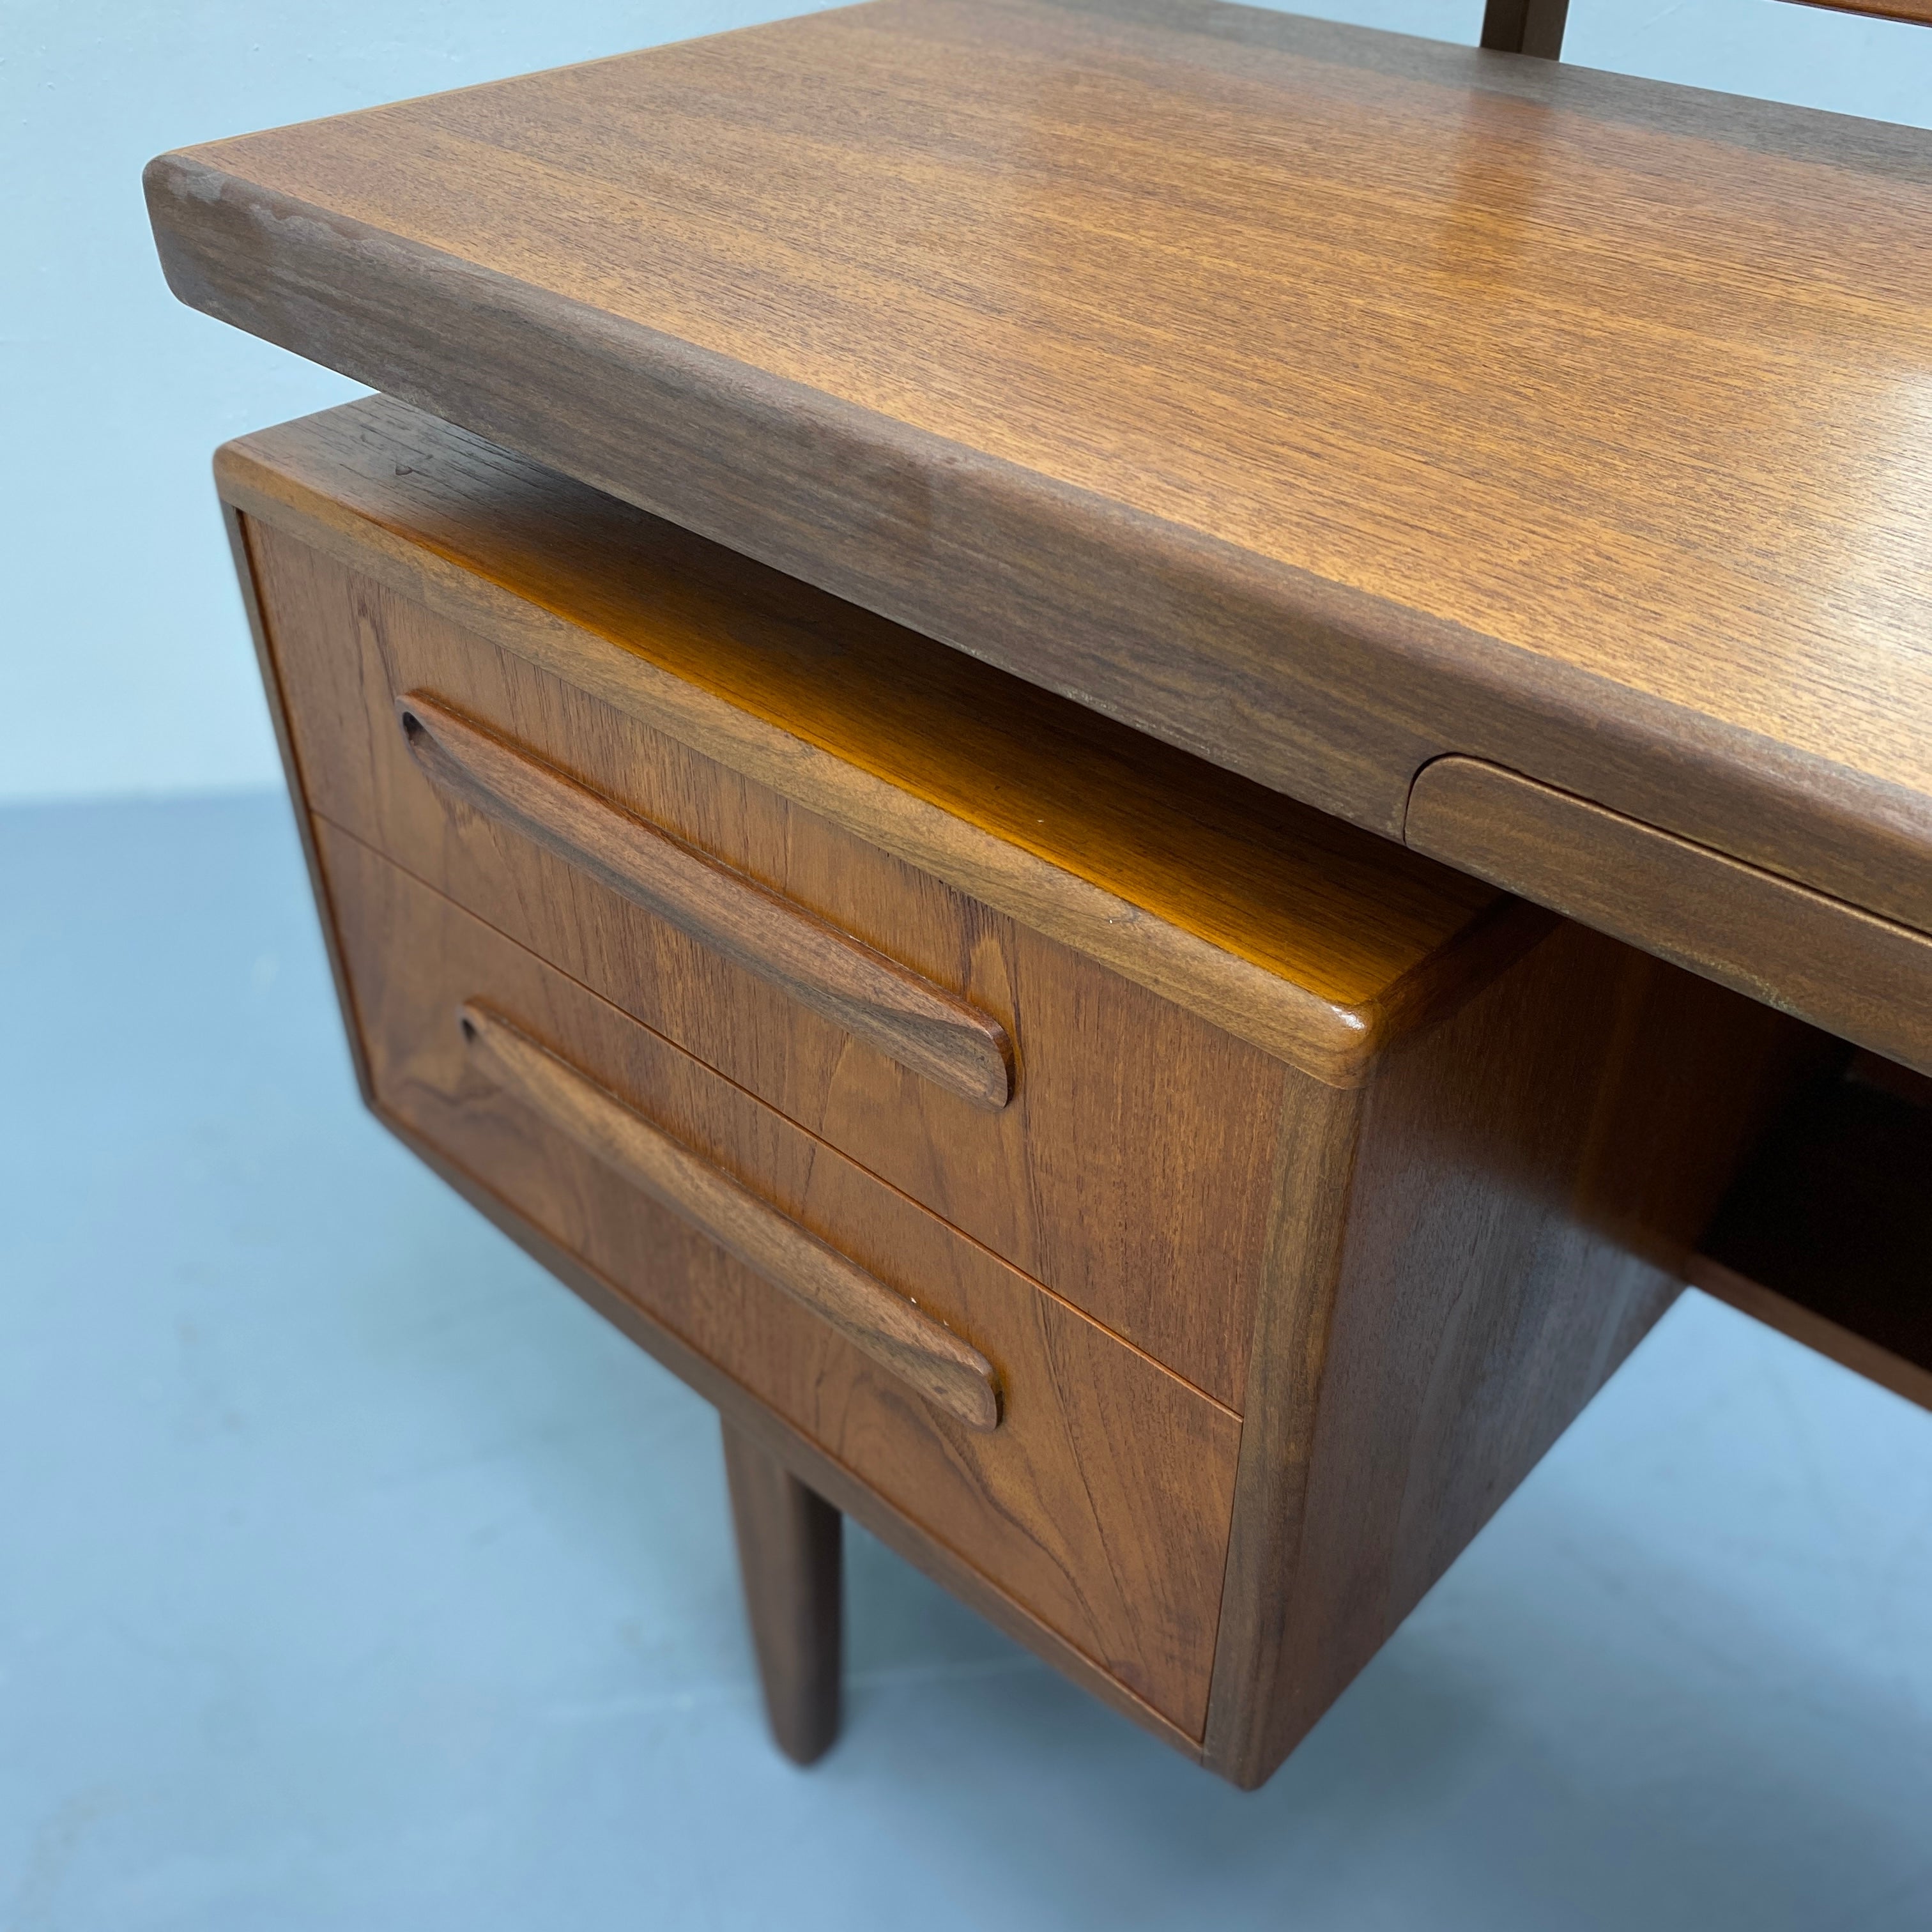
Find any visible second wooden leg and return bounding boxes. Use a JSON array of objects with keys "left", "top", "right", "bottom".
[{"left": 721, "top": 1417, "right": 843, "bottom": 1765}]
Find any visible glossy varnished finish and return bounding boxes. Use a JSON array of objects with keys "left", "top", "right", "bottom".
[
  {"left": 150, "top": 0, "right": 1932, "bottom": 981},
  {"left": 226, "top": 405, "right": 1538, "bottom": 1407},
  {"left": 1203, "top": 923, "right": 1810, "bottom": 1784},
  {"left": 404, "top": 694, "right": 1015, "bottom": 1110},
  {"left": 324, "top": 834, "right": 1243, "bottom": 1736},
  {"left": 249, "top": 516, "right": 1291, "bottom": 1404},
  {"left": 218, "top": 399, "right": 1510, "bottom": 1078},
  {"left": 227, "top": 399, "right": 1816, "bottom": 1782},
  {"left": 393, "top": 1111, "right": 1208, "bottom": 1760},
  {"left": 458, "top": 1002, "right": 1003, "bottom": 1432}
]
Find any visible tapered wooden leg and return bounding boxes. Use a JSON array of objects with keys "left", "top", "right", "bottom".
[{"left": 721, "top": 1417, "right": 843, "bottom": 1765}]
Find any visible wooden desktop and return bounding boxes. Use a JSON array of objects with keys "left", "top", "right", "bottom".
[{"left": 145, "top": 0, "right": 1932, "bottom": 1784}]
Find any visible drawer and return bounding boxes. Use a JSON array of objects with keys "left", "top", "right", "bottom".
[
  {"left": 319, "top": 827, "right": 1243, "bottom": 1738},
  {"left": 1407, "top": 758, "right": 1932, "bottom": 1080},
  {"left": 249, "top": 519, "right": 1295, "bottom": 1405}
]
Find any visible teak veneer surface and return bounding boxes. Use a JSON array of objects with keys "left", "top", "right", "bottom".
[
  {"left": 1200, "top": 919, "right": 1810, "bottom": 1782},
  {"left": 324, "top": 829, "right": 1241, "bottom": 1736},
  {"left": 227, "top": 394, "right": 1816, "bottom": 1782},
  {"left": 235, "top": 433, "right": 1492, "bottom": 1400},
  {"left": 721, "top": 1420, "right": 845, "bottom": 1765},
  {"left": 217, "top": 399, "right": 1505, "bottom": 1066},
  {"left": 150, "top": 0, "right": 1932, "bottom": 948}
]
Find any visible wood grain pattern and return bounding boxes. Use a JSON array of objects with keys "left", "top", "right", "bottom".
[
  {"left": 1199, "top": 1066, "right": 1362, "bottom": 1786},
  {"left": 391, "top": 1110, "right": 1204, "bottom": 1762},
  {"left": 222, "top": 502, "right": 377, "bottom": 1108},
  {"left": 234, "top": 394, "right": 1818, "bottom": 1788},
  {"left": 1203, "top": 923, "right": 1812, "bottom": 1788},
  {"left": 322, "top": 827, "right": 1243, "bottom": 1736},
  {"left": 721, "top": 1419, "right": 845, "bottom": 1765},
  {"left": 243, "top": 506, "right": 1330, "bottom": 1407},
  {"left": 229, "top": 441, "right": 1210, "bottom": 1762},
  {"left": 1406, "top": 757, "right": 1932, "bottom": 1077},
  {"left": 150, "top": 0, "right": 1932, "bottom": 951},
  {"left": 405, "top": 693, "right": 1013, "bottom": 1109},
  {"left": 459, "top": 1000, "right": 1002, "bottom": 1431},
  {"left": 217, "top": 401, "right": 1510, "bottom": 1078}
]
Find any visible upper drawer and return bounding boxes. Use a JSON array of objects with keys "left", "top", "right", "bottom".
[
  {"left": 253, "top": 522, "right": 1283, "bottom": 1404},
  {"left": 319, "top": 828, "right": 1241, "bottom": 1740},
  {"left": 224, "top": 400, "right": 1524, "bottom": 1407},
  {"left": 1407, "top": 759, "right": 1932, "bottom": 1080}
]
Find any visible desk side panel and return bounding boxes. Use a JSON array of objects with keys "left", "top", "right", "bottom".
[{"left": 1206, "top": 924, "right": 1811, "bottom": 1786}]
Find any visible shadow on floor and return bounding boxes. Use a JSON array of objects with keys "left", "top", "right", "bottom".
[{"left": 2, "top": 793, "right": 1927, "bottom": 1931}]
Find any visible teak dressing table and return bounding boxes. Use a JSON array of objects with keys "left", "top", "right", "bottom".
[{"left": 146, "top": 0, "right": 1932, "bottom": 1785}]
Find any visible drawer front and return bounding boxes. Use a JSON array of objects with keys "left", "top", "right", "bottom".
[
  {"left": 319, "top": 827, "right": 1242, "bottom": 1738},
  {"left": 252, "top": 519, "right": 1285, "bottom": 1407}
]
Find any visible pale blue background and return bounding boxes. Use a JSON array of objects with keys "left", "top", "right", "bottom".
[{"left": 3, "top": 4, "right": 1931, "bottom": 1927}]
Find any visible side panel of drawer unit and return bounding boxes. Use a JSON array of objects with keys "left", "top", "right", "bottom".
[
  {"left": 250, "top": 519, "right": 1285, "bottom": 1409},
  {"left": 316, "top": 827, "right": 1243, "bottom": 1739}
]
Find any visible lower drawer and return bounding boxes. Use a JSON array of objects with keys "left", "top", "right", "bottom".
[{"left": 319, "top": 824, "right": 1241, "bottom": 1738}]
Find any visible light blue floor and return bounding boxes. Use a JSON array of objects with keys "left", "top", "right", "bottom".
[{"left": 3, "top": 792, "right": 1929, "bottom": 1931}]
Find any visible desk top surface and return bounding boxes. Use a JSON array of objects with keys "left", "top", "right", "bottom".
[{"left": 147, "top": 0, "right": 1932, "bottom": 937}]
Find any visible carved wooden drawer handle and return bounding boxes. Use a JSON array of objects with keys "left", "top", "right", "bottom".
[
  {"left": 398, "top": 693, "right": 1014, "bottom": 1108},
  {"left": 457, "top": 1002, "right": 1003, "bottom": 1432}
]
